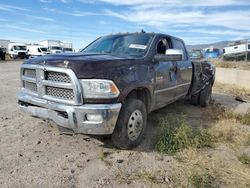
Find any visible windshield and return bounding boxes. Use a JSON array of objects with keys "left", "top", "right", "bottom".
[
  {"left": 82, "top": 34, "right": 153, "bottom": 57},
  {"left": 14, "top": 46, "right": 26, "bottom": 50},
  {"left": 51, "top": 46, "right": 62, "bottom": 50},
  {"left": 40, "top": 47, "right": 48, "bottom": 52}
]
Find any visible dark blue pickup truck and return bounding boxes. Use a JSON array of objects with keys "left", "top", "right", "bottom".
[{"left": 18, "top": 32, "right": 215, "bottom": 148}]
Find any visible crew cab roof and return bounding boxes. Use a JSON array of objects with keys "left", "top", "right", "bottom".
[{"left": 102, "top": 32, "right": 184, "bottom": 42}]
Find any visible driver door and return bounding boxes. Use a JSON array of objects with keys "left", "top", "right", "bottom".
[{"left": 154, "top": 37, "right": 179, "bottom": 108}]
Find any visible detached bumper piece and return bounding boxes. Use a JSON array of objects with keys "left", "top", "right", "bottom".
[{"left": 18, "top": 91, "right": 121, "bottom": 135}]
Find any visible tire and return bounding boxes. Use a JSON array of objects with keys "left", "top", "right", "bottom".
[
  {"left": 112, "top": 99, "right": 147, "bottom": 149},
  {"left": 200, "top": 84, "right": 212, "bottom": 107},
  {"left": 190, "top": 93, "right": 200, "bottom": 105},
  {"left": 0, "top": 53, "right": 5, "bottom": 60}
]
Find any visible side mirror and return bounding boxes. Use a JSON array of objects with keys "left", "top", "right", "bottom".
[
  {"left": 165, "top": 49, "right": 183, "bottom": 61},
  {"left": 154, "top": 49, "right": 183, "bottom": 62}
]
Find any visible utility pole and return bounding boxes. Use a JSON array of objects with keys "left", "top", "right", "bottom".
[{"left": 245, "top": 39, "right": 248, "bottom": 62}]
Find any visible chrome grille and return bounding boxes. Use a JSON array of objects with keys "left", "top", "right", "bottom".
[
  {"left": 46, "top": 86, "right": 74, "bottom": 100},
  {"left": 21, "top": 65, "right": 82, "bottom": 105},
  {"left": 24, "top": 69, "right": 36, "bottom": 78},
  {"left": 46, "top": 71, "right": 71, "bottom": 83},
  {"left": 24, "top": 81, "right": 37, "bottom": 92}
]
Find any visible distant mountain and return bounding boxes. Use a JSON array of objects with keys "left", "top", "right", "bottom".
[{"left": 186, "top": 41, "right": 230, "bottom": 50}]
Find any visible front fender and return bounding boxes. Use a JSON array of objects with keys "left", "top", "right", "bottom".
[{"left": 118, "top": 82, "right": 154, "bottom": 102}]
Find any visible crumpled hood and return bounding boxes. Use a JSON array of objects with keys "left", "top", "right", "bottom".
[{"left": 23, "top": 52, "right": 137, "bottom": 78}]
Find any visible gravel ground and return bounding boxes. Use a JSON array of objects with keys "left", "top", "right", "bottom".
[{"left": 0, "top": 60, "right": 249, "bottom": 188}]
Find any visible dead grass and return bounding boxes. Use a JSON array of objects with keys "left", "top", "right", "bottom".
[
  {"left": 201, "top": 103, "right": 238, "bottom": 130},
  {"left": 116, "top": 170, "right": 165, "bottom": 187},
  {"left": 246, "top": 135, "right": 250, "bottom": 146},
  {"left": 238, "top": 113, "right": 250, "bottom": 125},
  {"left": 210, "top": 59, "right": 250, "bottom": 70},
  {"left": 164, "top": 102, "right": 250, "bottom": 187},
  {"left": 99, "top": 150, "right": 113, "bottom": 166},
  {"left": 204, "top": 102, "right": 250, "bottom": 126},
  {"left": 214, "top": 82, "right": 250, "bottom": 100},
  {"left": 154, "top": 115, "right": 213, "bottom": 154},
  {"left": 189, "top": 171, "right": 218, "bottom": 188},
  {"left": 238, "top": 153, "right": 250, "bottom": 165},
  {"left": 134, "top": 171, "right": 163, "bottom": 184}
]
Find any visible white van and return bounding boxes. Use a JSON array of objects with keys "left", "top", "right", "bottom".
[
  {"left": 27, "top": 45, "right": 50, "bottom": 58},
  {"left": 8, "top": 43, "right": 28, "bottom": 59},
  {"left": 39, "top": 40, "right": 62, "bottom": 54},
  {"left": 50, "top": 46, "right": 62, "bottom": 54}
]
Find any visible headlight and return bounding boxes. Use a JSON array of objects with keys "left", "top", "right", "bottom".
[{"left": 80, "top": 79, "right": 120, "bottom": 99}]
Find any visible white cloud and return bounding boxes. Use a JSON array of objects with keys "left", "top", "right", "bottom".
[
  {"left": 104, "top": 9, "right": 250, "bottom": 32},
  {"left": 78, "top": 0, "right": 97, "bottom": 4},
  {"left": 60, "top": 0, "right": 72, "bottom": 3},
  {"left": 99, "top": 20, "right": 107, "bottom": 25},
  {"left": 44, "top": 7, "right": 102, "bottom": 17},
  {"left": 0, "top": 3, "right": 29, "bottom": 11},
  {"left": 40, "top": 0, "right": 72, "bottom": 3},
  {"left": 4, "top": 24, "right": 48, "bottom": 34},
  {"left": 19, "top": 14, "right": 55, "bottom": 22},
  {"left": 94, "top": 0, "right": 250, "bottom": 44},
  {"left": 181, "top": 36, "right": 220, "bottom": 45},
  {"left": 90, "top": 0, "right": 250, "bottom": 7},
  {"left": 39, "top": 0, "right": 50, "bottom": 3},
  {"left": 0, "top": 18, "right": 8, "bottom": 22}
]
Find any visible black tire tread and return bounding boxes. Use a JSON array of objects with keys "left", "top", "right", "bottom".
[
  {"left": 200, "top": 84, "right": 212, "bottom": 107},
  {"left": 190, "top": 93, "right": 200, "bottom": 105},
  {"left": 112, "top": 99, "right": 147, "bottom": 149}
]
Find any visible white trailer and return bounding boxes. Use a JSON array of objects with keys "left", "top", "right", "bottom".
[
  {"left": 39, "top": 40, "right": 62, "bottom": 54},
  {"left": 223, "top": 39, "right": 250, "bottom": 61},
  {"left": 62, "top": 42, "right": 73, "bottom": 53},
  {"left": 8, "top": 43, "right": 28, "bottom": 59},
  {"left": 27, "top": 45, "right": 50, "bottom": 58}
]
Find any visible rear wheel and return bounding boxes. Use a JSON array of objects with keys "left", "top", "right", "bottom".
[
  {"left": 200, "top": 84, "right": 212, "bottom": 107},
  {"left": 190, "top": 93, "right": 200, "bottom": 105},
  {"left": 112, "top": 99, "right": 147, "bottom": 149}
]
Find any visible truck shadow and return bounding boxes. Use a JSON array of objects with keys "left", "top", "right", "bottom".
[{"left": 136, "top": 99, "right": 207, "bottom": 152}]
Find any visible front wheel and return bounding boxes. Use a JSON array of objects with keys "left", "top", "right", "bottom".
[{"left": 112, "top": 99, "right": 147, "bottom": 149}]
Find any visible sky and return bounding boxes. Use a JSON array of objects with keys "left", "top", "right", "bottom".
[{"left": 0, "top": 0, "right": 250, "bottom": 50}]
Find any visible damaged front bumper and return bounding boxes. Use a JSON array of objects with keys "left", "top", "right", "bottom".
[{"left": 18, "top": 90, "right": 121, "bottom": 135}]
